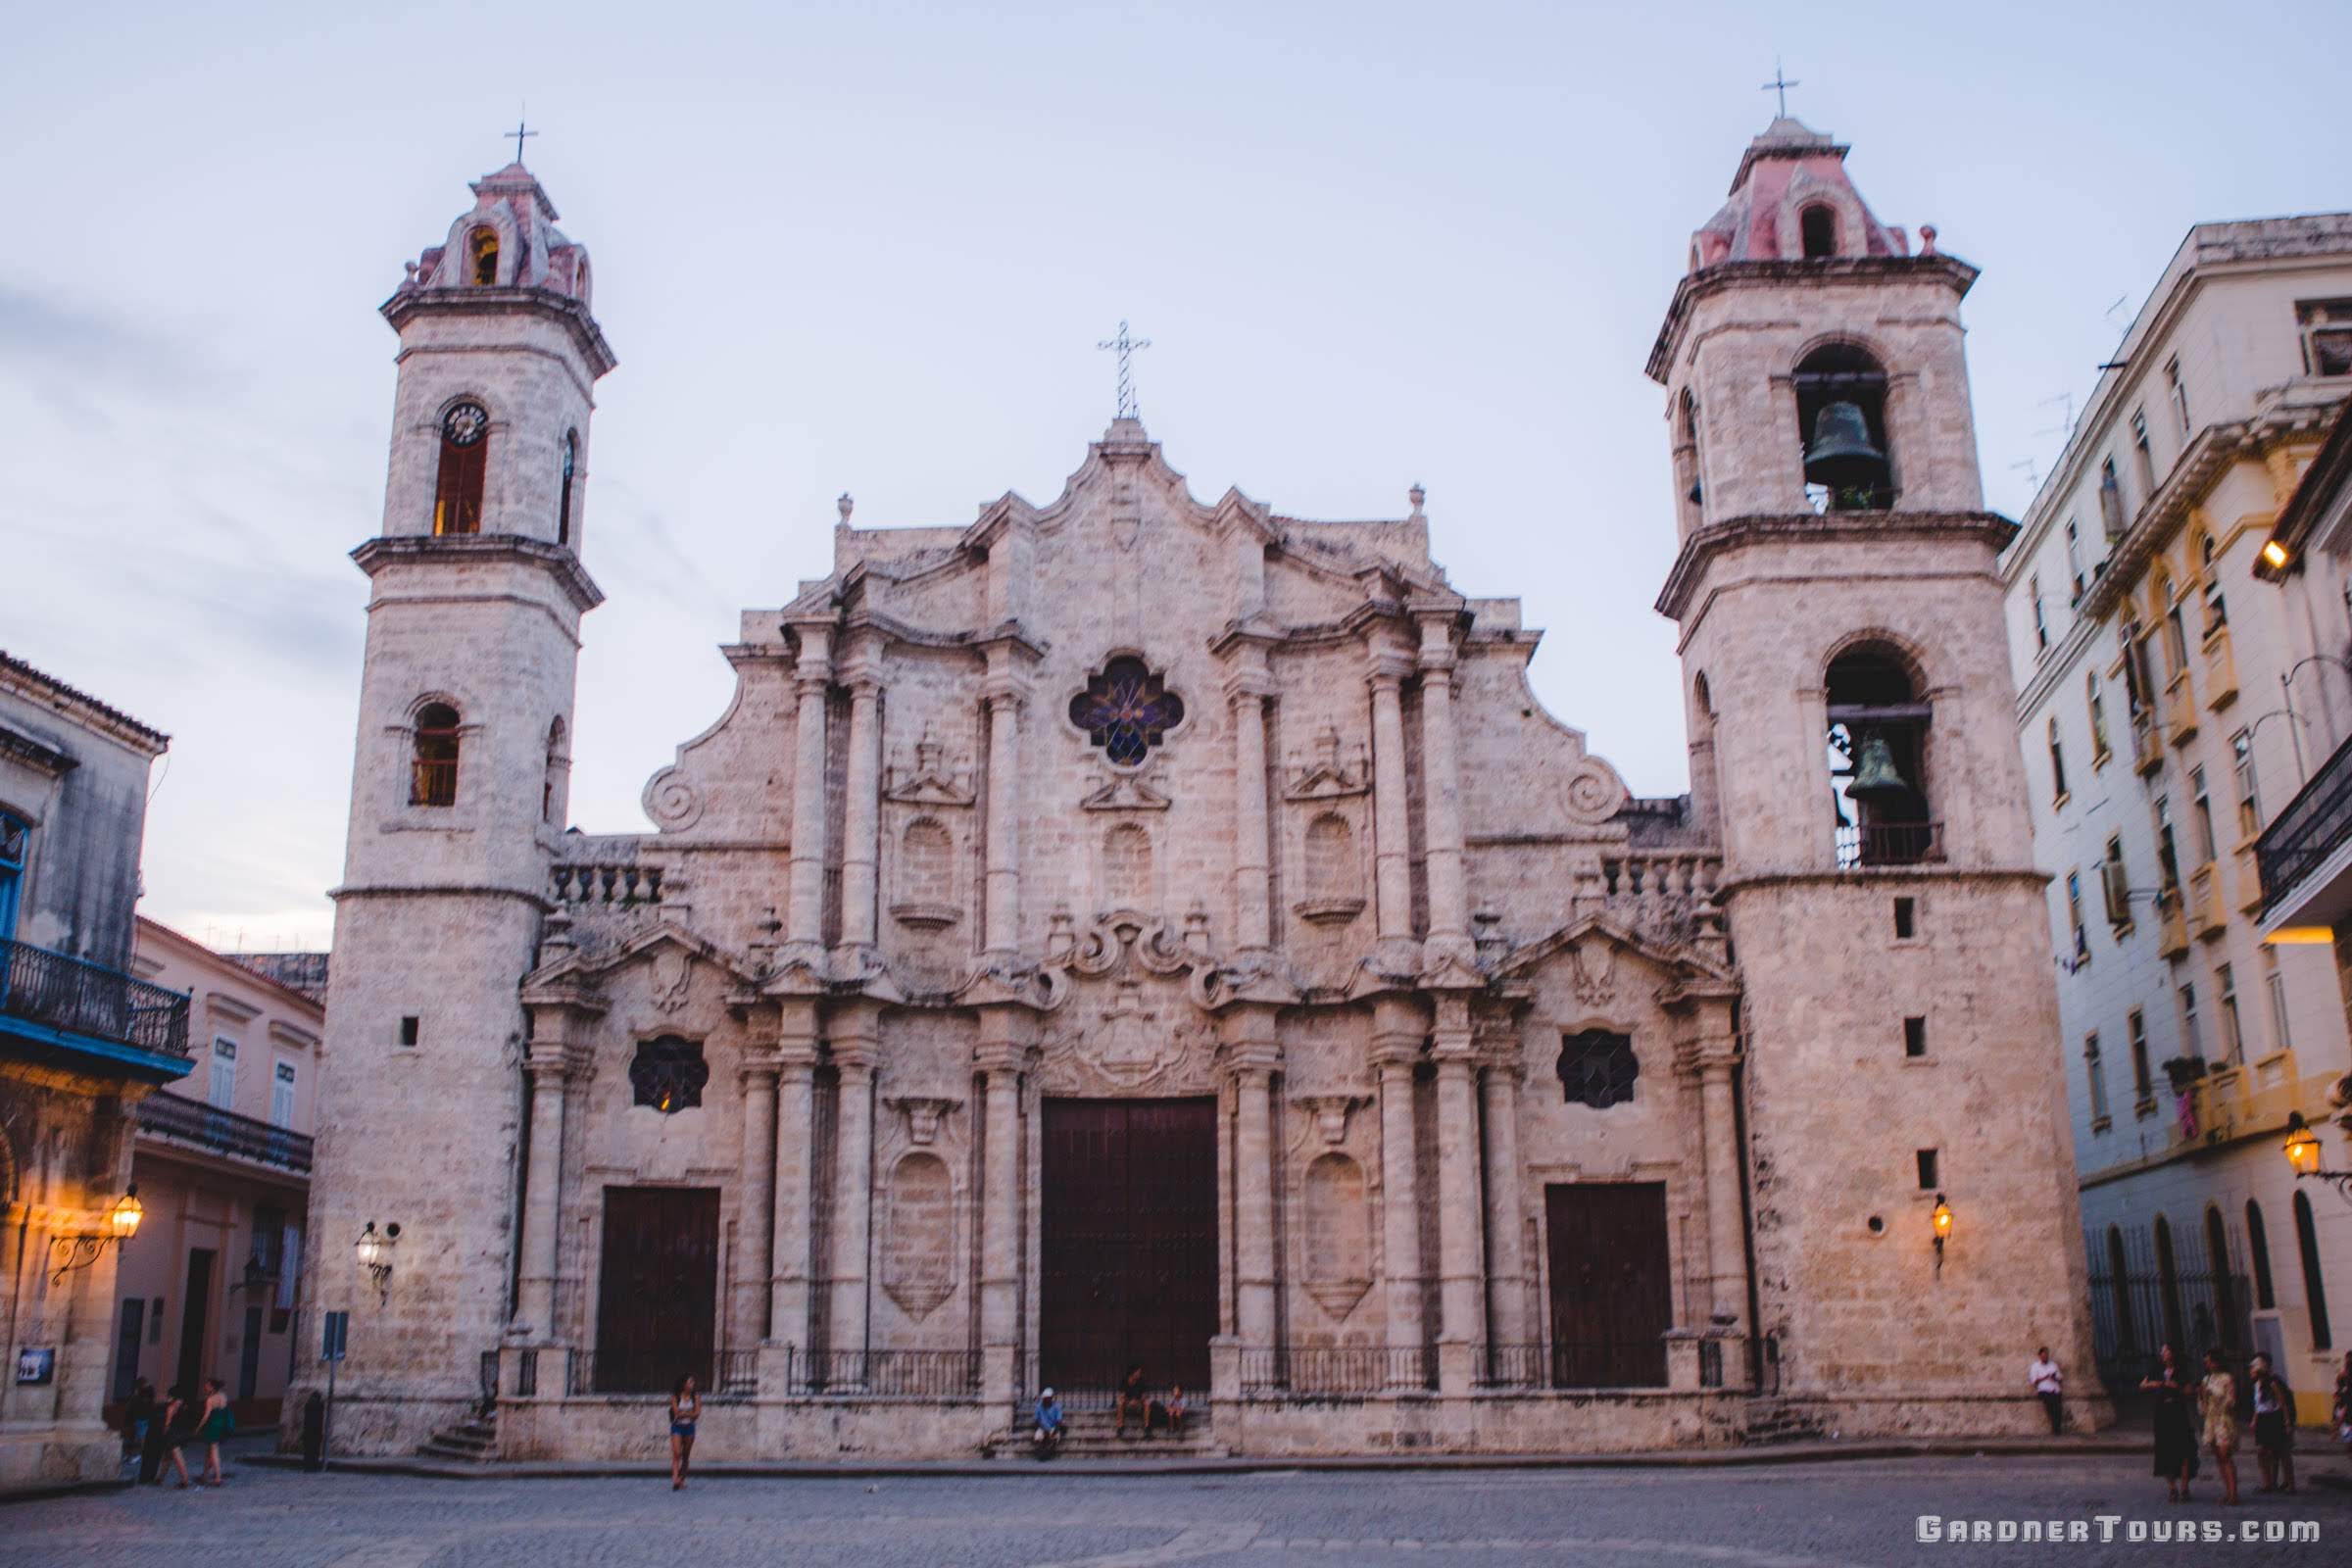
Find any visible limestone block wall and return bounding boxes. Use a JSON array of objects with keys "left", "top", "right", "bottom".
[
  {"left": 1731, "top": 872, "right": 2100, "bottom": 1420},
  {"left": 291, "top": 889, "right": 539, "bottom": 1452}
]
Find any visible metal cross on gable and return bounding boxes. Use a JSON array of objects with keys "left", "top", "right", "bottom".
[
  {"left": 507, "top": 114, "right": 538, "bottom": 165},
  {"left": 1097, "top": 318, "right": 1152, "bottom": 420},
  {"left": 1761, "top": 58, "right": 1800, "bottom": 118}
]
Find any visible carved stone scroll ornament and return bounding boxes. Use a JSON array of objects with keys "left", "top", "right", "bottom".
[
  {"left": 1557, "top": 757, "right": 1629, "bottom": 827},
  {"left": 642, "top": 766, "right": 705, "bottom": 831}
]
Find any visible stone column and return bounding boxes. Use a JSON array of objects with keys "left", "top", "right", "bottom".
[
  {"left": 1479, "top": 1056, "right": 1529, "bottom": 1352},
  {"left": 1431, "top": 1000, "right": 1485, "bottom": 1393},
  {"left": 734, "top": 1051, "right": 780, "bottom": 1348},
  {"left": 1227, "top": 1010, "right": 1283, "bottom": 1349},
  {"left": 829, "top": 1007, "right": 881, "bottom": 1366},
  {"left": 1227, "top": 671, "right": 1275, "bottom": 953},
  {"left": 1416, "top": 614, "right": 1473, "bottom": 967},
  {"left": 1690, "top": 1027, "right": 1751, "bottom": 1333},
  {"left": 785, "top": 623, "right": 835, "bottom": 953},
  {"left": 767, "top": 1002, "right": 820, "bottom": 1347},
  {"left": 981, "top": 675, "right": 1024, "bottom": 954},
  {"left": 1366, "top": 643, "right": 1418, "bottom": 969},
  {"left": 975, "top": 1014, "right": 1029, "bottom": 1402},
  {"left": 514, "top": 1039, "right": 572, "bottom": 1339},
  {"left": 838, "top": 634, "right": 885, "bottom": 954},
  {"left": 1371, "top": 995, "right": 1425, "bottom": 1384}
]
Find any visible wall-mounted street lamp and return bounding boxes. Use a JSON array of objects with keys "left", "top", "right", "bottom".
[
  {"left": 2283, "top": 1112, "right": 2351, "bottom": 1195},
  {"left": 50, "top": 1185, "right": 143, "bottom": 1283},
  {"left": 355, "top": 1221, "right": 401, "bottom": 1303},
  {"left": 1932, "top": 1193, "right": 1954, "bottom": 1277}
]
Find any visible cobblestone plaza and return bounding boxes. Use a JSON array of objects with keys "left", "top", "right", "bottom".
[{"left": 6, "top": 1453, "right": 2344, "bottom": 1566}]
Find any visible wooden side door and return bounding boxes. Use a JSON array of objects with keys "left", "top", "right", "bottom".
[
  {"left": 1544, "top": 1181, "right": 1672, "bottom": 1388},
  {"left": 595, "top": 1186, "right": 720, "bottom": 1394}
]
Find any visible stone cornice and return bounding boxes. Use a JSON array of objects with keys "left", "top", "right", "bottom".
[
  {"left": 1653, "top": 510, "right": 2016, "bottom": 621},
  {"left": 380, "top": 284, "right": 617, "bottom": 380},
  {"left": 1646, "top": 254, "right": 1979, "bottom": 384},
  {"left": 352, "top": 534, "right": 605, "bottom": 614},
  {"left": 2077, "top": 392, "right": 2348, "bottom": 620}
]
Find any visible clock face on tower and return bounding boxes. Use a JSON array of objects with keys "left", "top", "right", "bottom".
[{"left": 441, "top": 401, "right": 489, "bottom": 446}]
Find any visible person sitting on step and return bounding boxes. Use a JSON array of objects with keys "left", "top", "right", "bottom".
[{"left": 1032, "top": 1389, "right": 1064, "bottom": 1459}]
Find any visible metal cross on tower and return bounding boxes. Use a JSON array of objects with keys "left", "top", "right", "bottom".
[
  {"left": 1097, "top": 319, "right": 1152, "bottom": 420},
  {"left": 507, "top": 115, "right": 539, "bottom": 165},
  {"left": 1760, "top": 59, "right": 1800, "bottom": 118}
]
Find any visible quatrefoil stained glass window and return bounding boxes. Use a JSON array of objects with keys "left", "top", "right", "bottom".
[
  {"left": 1069, "top": 657, "right": 1185, "bottom": 766},
  {"left": 1557, "top": 1030, "right": 1639, "bottom": 1109},
  {"left": 629, "top": 1035, "right": 710, "bottom": 1114}
]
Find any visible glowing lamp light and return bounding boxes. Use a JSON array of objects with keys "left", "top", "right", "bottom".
[
  {"left": 109, "top": 1185, "right": 143, "bottom": 1242},
  {"left": 355, "top": 1220, "right": 401, "bottom": 1301},
  {"left": 2284, "top": 1112, "right": 2323, "bottom": 1178},
  {"left": 2261, "top": 540, "right": 2291, "bottom": 570},
  {"left": 1932, "top": 1195, "right": 1954, "bottom": 1240}
]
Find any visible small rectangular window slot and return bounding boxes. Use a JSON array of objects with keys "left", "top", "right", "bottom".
[
  {"left": 399, "top": 1015, "right": 420, "bottom": 1048},
  {"left": 1916, "top": 1150, "right": 1940, "bottom": 1190},
  {"left": 1893, "top": 897, "right": 1916, "bottom": 940},
  {"left": 1903, "top": 1016, "right": 1928, "bottom": 1058}
]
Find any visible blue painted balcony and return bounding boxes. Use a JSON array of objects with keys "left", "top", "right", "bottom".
[{"left": 0, "top": 936, "right": 193, "bottom": 1082}]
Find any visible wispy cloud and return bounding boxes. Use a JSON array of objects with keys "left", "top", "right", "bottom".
[{"left": 0, "top": 283, "right": 207, "bottom": 389}]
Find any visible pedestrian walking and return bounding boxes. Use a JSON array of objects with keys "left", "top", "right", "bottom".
[
  {"left": 2198, "top": 1348, "right": 2240, "bottom": 1505},
  {"left": 2028, "top": 1346, "right": 2064, "bottom": 1435},
  {"left": 668, "top": 1374, "right": 700, "bottom": 1491},
  {"left": 2248, "top": 1353, "right": 2295, "bottom": 1494},
  {"left": 149, "top": 1383, "right": 194, "bottom": 1489},
  {"left": 192, "top": 1377, "right": 233, "bottom": 1486},
  {"left": 2140, "top": 1344, "right": 2198, "bottom": 1502},
  {"left": 121, "top": 1378, "right": 156, "bottom": 1465}
]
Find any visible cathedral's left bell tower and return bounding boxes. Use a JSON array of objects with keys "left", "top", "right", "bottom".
[{"left": 298, "top": 157, "right": 614, "bottom": 1452}]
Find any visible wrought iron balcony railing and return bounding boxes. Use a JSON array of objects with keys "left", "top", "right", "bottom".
[
  {"left": 0, "top": 937, "right": 191, "bottom": 1058},
  {"left": 136, "top": 1091, "right": 312, "bottom": 1173},
  {"left": 2258, "top": 730, "right": 2352, "bottom": 912}
]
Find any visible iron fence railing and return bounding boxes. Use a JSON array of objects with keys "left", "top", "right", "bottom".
[
  {"left": 1836, "top": 820, "right": 1945, "bottom": 870},
  {"left": 2257, "top": 730, "right": 2352, "bottom": 911},
  {"left": 0, "top": 936, "right": 191, "bottom": 1057},
  {"left": 564, "top": 1348, "right": 759, "bottom": 1400},
  {"left": 1475, "top": 1342, "right": 1670, "bottom": 1392},
  {"left": 2083, "top": 1224, "right": 2252, "bottom": 1396},
  {"left": 136, "top": 1091, "right": 312, "bottom": 1171},
  {"left": 1238, "top": 1344, "right": 1436, "bottom": 1396},
  {"left": 786, "top": 1348, "right": 980, "bottom": 1397}
]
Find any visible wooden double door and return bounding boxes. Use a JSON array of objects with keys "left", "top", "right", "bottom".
[
  {"left": 595, "top": 1186, "right": 720, "bottom": 1395},
  {"left": 1544, "top": 1181, "right": 1673, "bottom": 1389},
  {"left": 1039, "top": 1098, "right": 1219, "bottom": 1393}
]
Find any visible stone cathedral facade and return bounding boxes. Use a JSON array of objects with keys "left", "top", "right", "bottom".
[{"left": 293, "top": 122, "right": 2105, "bottom": 1461}]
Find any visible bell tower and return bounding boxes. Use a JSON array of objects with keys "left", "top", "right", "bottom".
[
  {"left": 1650, "top": 119, "right": 2102, "bottom": 1432},
  {"left": 301, "top": 156, "right": 615, "bottom": 1450}
]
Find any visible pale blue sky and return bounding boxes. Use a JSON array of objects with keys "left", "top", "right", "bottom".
[{"left": 4, "top": 1, "right": 2347, "bottom": 949}]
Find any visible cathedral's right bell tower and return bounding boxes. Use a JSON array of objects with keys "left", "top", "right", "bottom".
[{"left": 1649, "top": 118, "right": 2103, "bottom": 1433}]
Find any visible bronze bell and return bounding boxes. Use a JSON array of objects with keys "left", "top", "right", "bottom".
[
  {"left": 1846, "top": 730, "right": 1912, "bottom": 804},
  {"left": 1804, "top": 401, "right": 1890, "bottom": 493}
]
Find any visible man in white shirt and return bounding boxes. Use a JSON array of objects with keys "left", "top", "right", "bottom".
[{"left": 2029, "top": 1347, "right": 2064, "bottom": 1435}]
